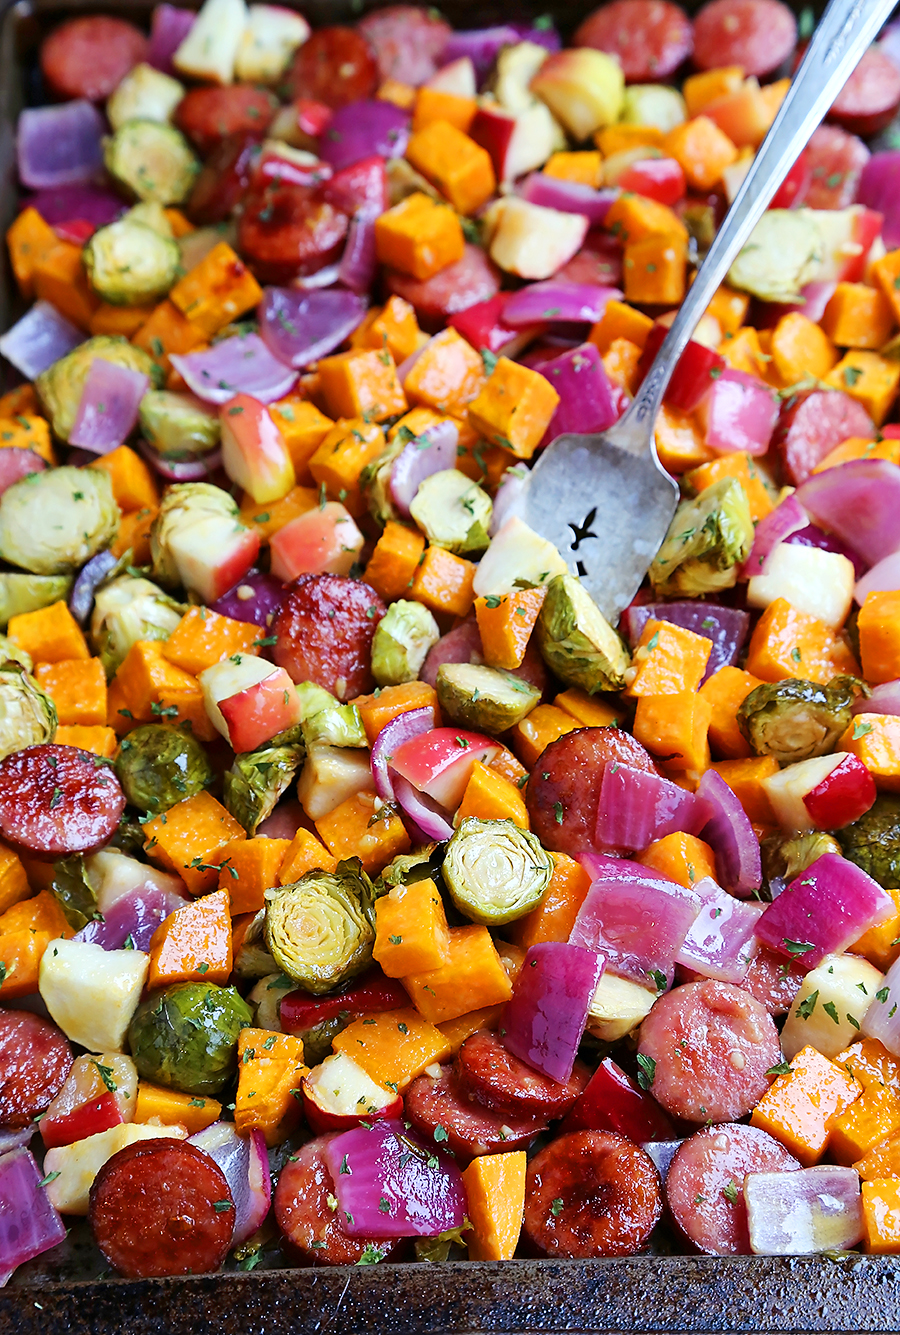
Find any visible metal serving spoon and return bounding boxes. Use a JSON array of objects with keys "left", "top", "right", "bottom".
[{"left": 518, "top": 0, "right": 896, "bottom": 624}]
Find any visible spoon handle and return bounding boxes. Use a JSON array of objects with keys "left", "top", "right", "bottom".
[{"left": 610, "top": 0, "right": 895, "bottom": 455}]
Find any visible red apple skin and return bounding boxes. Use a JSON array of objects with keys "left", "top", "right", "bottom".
[
  {"left": 269, "top": 502, "right": 363, "bottom": 582},
  {"left": 301, "top": 1083, "right": 403, "bottom": 1135},
  {"left": 469, "top": 104, "right": 517, "bottom": 180},
  {"left": 803, "top": 752, "right": 877, "bottom": 830},
  {"left": 389, "top": 727, "right": 501, "bottom": 809},
  {"left": 40, "top": 1092, "right": 123, "bottom": 1150},
  {"left": 839, "top": 209, "right": 882, "bottom": 282},
  {"left": 207, "top": 528, "right": 262, "bottom": 603},
  {"left": 218, "top": 665, "right": 301, "bottom": 752}
]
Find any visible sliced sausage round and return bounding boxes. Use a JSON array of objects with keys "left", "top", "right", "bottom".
[
  {"left": 357, "top": 5, "right": 452, "bottom": 85},
  {"left": 89, "top": 1139, "right": 234, "bottom": 1278},
  {"left": 456, "top": 1030, "right": 590, "bottom": 1118},
  {"left": 0, "top": 745, "right": 126, "bottom": 857},
  {"left": 741, "top": 945, "right": 805, "bottom": 1016},
  {"left": 288, "top": 27, "right": 378, "bottom": 110},
  {"left": 41, "top": 16, "right": 147, "bottom": 101},
  {"left": 772, "top": 388, "right": 875, "bottom": 486},
  {"left": 526, "top": 727, "right": 659, "bottom": 859},
  {"left": 638, "top": 980, "right": 783, "bottom": 1124},
  {"left": 275, "top": 1135, "right": 397, "bottom": 1266},
  {"left": 175, "top": 87, "right": 278, "bottom": 156},
  {"left": 187, "top": 135, "right": 261, "bottom": 227},
  {"left": 385, "top": 245, "right": 501, "bottom": 333},
  {"left": 524, "top": 1130, "right": 663, "bottom": 1259},
  {"left": 804, "top": 125, "right": 870, "bottom": 211},
  {"left": 828, "top": 45, "right": 900, "bottom": 139},
  {"left": 274, "top": 574, "right": 386, "bottom": 701},
  {"left": 404, "top": 1066, "right": 548, "bottom": 1160},
  {"left": 554, "top": 231, "right": 623, "bottom": 288},
  {"left": 574, "top": 1, "right": 693, "bottom": 82},
  {"left": 238, "top": 182, "right": 349, "bottom": 284},
  {"left": 691, "top": 0, "right": 797, "bottom": 78},
  {"left": 0, "top": 1009, "right": 73, "bottom": 1129},
  {"left": 665, "top": 1123, "right": 800, "bottom": 1254}
]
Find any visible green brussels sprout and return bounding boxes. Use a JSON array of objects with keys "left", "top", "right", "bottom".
[
  {"left": 837, "top": 794, "right": 900, "bottom": 889},
  {"left": 106, "top": 63, "right": 185, "bottom": 132},
  {"left": 127, "top": 981, "right": 253, "bottom": 1096},
  {"left": 104, "top": 119, "right": 199, "bottom": 205},
  {"left": 409, "top": 470, "right": 492, "bottom": 555},
  {"left": 649, "top": 477, "right": 753, "bottom": 598},
  {"left": 296, "top": 681, "right": 366, "bottom": 749},
  {"left": 761, "top": 830, "right": 842, "bottom": 889},
  {"left": 436, "top": 662, "right": 540, "bottom": 733},
  {"left": 0, "top": 636, "right": 32, "bottom": 673},
  {"left": 139, "top": 390, "right": 221, "bottom": 460},
  {"left": 0, "top": 468, "right": 118, "bottom": 577},
  {"left": 361, "top": 438, "right": 405, "bottom": 527},
  {"left": 247, "top": 972, "right": 293, "bottom": 1032},
  {"left": 738, "top": 676, "right": 865, "bottom": 765},
  {"left": 728, "top": 210, "right": 822, "bottom": 304},
  {"left": 376, "top": 844, "right": 440, "bottom": 895},
  {"left": 443, "top": 816, "right": 552, "bottom": 925},
  {"left": 90, "top": 574, "right": 184, "bottom": 677},
  {"left": 263, "top": 859, "right": 375, "bottom": 994},
  {"left": 223, "top": 738, "right": 305, "bottom": 835},
  {"left": 536, "top": 572, "right": 631, "bottom": 693},
  {"left": 621, "top": 84, "right": 686, "bottom": 131},
  {"left": 0, "top": 573, "right": 73, "bottom": 629},
  {"left": 150, "top": 483, "right": 241, "bottom": 589},
  {"left": 371, "top": 599, "right": 440, "bottom": 687},
  {"left": 36, "top": 336, "right": 161, "bottom": 444},
  {"left": 51, "top": 855, "right": 101, "bottom": 931},
  {"left": 0, "top": 661, "right": 57, "bottom": 761},
  {"left": 84, "top": 215, "right": 181, "bottom": 307},
  {"left": 115, "top": 723, "right": 214, "bottom": 815},
  {"left": 234, "top": 910, "right": 280, "bottom": 978}
]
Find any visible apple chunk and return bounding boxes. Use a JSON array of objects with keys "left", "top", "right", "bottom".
[
  {"left": 200, "top": 654, "right": 301, "bottom": 751},
  {"left": 221, "top": 393, "right": 296, "bottom": 504},
  {"left": 235, "top": 4, "right": 310, "bottom": 83},
  {"left": 302, "top": 1051, "right": 402, "bottom": 1133},
  {"left": 487, "top": 196, "right": 588, "bottom": 280},
  {"left": 762, "top": 751, "right": 876, "bottom": 833},
  {"left": 165, "top": 513, "right": 260, "bottom": 604},
  {"left": 269, "top": 501, "right": 363, "bottom": 582},
  {"left": 470, "top": 100, "right": 564, "bottom": 183},
  {"left": 530, "top": 48, "right": 624, "bottom": 141}
]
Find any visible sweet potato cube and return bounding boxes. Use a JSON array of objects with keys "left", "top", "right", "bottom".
[
  {"left": 332, "top": 1007, "right": 451, "bottom": 1093},
  {"left": 0, "top": 414, "right": 55, "bottom": 464},
  {"left": 475, "top": 587, "right": 545, "bottom": 670},
  {"left": 32, "top": 242, "right": 98, "bottom": 330},
  {"left": 268, "top": 398, "right": 335, "bottom": 483},
  {"left": 826, "top": 352, "right": 900, "bottom": 427},
  {"left": 218, "top": 837, "right": 289, "bottom": 916},
  {"left": 463, "top": 1151, "right": 527, "bottom": 1260},
  {"left": 277, "top": 828, "right": 338, "bottom": 885},
  {"left": 750, "top": 1044, "right": 860, "bottom": 1165},
  {"left": 317, "top": 350, "right": 407, "bottom": 424},
  {"left": 8, "top": 601, "right": 88, "bottom": 664},
  {"left": 34, "top": 658, "right": 107, "bottom": 726},
  {"left": 168, "top": 242, "right": 263, "bottom": 337},
  {"left": 821, "top": 282, "right": 895, "bottom": 350},
  {"left": 147, "top": 887, "right": 233, "bottom": 988},
  {"left": 403, "top": 327, "right": 486, "bottom": 417},
  {"left": 88, "top": 445, "right": 159, "bottom": 513},
  {"left": 625, "top": 619, "right": 711, "bottom": 697},
  {"left": 402, "top": 925, "right": 512, "bottom": 1024},
  {"left": 467, "top": 357, "right": 559, "bottom": 460},
  {"left": 54, "top": 725, "right": 117, "bottom": 758},
  {"left": 664, "top": 115, "right": 738, "bottom": 191},
  {"left": 374, "top": 877, "right": 451, "bottom": 976},
  {"left": 132, "top": 300, "right": 207, "bottom": 374},
  {"left": 163, "top": 606, "right": 261, "bottom": 677},
  {"left": 858, "top": 590, "right": 900, "bottom": 684},
  {"left": 408, "top": 545, "right": 476, "bottom": 618},
  {"left": 308, "top": 418, "right": 386, "bottom": 516},
  {"left": 6, "top": 207, "right": 60, "bottom": 299},
  {"left": 365, "top": 521, "right": 426, "bottom": 602},
  {"left": 623, "top": 234, "right": 688, "bottom": 306},
  {"left": 143, "top": 792, "right": 245, "bottom": 895},
  {"left": 133, "top": 1082, "right": 221, "bottom": 1134},
  {"left": 406, "top": 120, "right": 496, "bottom": 215},
  {"left": 374, "top": 192, "right": 465, "bottom": 281},
  {"left": 314, "top": 791, "right": 411, "bottom": 875},
  {"left": 349, "top": 295, "right": 421, "bottom": 365}
]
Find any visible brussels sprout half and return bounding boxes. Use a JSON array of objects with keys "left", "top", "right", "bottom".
[
  {"left": 649, "top": 477, "right": 753, "bottom": 598},
  {"left": 139, "top": 390, "right": 221, "bottom": 461},
  {"left": 728, "top": 210, "right": 822, "bottom": 305},
  {"left": 116, "top": 723, "right": 214, "bottom": 816},
  {"left": 436, "top": 662, "right": 540, "bottom": 733},
  {"left": 536, "top": 572, "right": 631, "bottom": 693},
  {"left": 234, "top": 909, "right": 280, "bottom": 978},
  {"left": 0, "top": 661, "right": 57, "bottom": 761},
  {"left": 361, "top": 438, "right": 405, "bottom": 528},
  {"left": 761, "top": 830, "right": 842, "bottom": 889},
  {"left": 223, "top": 737, "right": 305, "bottom": 835},
  {"left": 0, "top": 573, "right": 73, "bottom": 629},
  {"left": 106, "top": 63, "right": 185, "bottom": 132},
  {"left": 0, "top": 635, "right": 32, "bottom": 673},
  {"left": 738, "top": 676, "right": 865, "bottom": 766},
  {"left": 372, "top": 599, "right": 440, "bottom": 687},
  {"left": 296, "top": 681, "right": 366, "bottom": 749},
  {"left": 263, "top": 859, "right": 375, "bottom": 994},
  {"left": 104, "top": 119, "right": 200, "bottom": 206},
  {"left": 127, "top": 981, "right": 253, "bottom": 1095},
  {"left": 409, "top": 470, "right": 492, "bottom": 556},
  {"left": 91, "top": 574, "right": 185, "bottom": 678},
  {"left": 443, "top": 816, "right": 552, "bottom": 925},
  {"left": 36, "top": 336, "right": 161, "bottom": 444},
  {"left": 150, "top": 483, "right": 242, "bottom": 589},
  {"left": 84, "top": 216, "right": 181, "bottom": 307},
  {"left": 0, "top": 468, "right": 119, "bottom": 577},
  {"left": 837, "top": 794, "right": 900, "bottom": 889}
]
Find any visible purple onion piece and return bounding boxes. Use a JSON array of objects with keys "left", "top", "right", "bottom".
[
  {"left": 338, "top": 213, "right": 379, "bottom": 295},
  {"left": 137, "top": 440, "right": 222, "bottom": 481},
  {"left": 0, "top": 1126, "right": 35, "bottom": 1157},
  {"left": 75, "top": 882, "right": 187, "bottom": 952},
  {"left": 596, "top": 763, "right": 701, "bottom": 853},
  {"left": 317, "top": 101, "right": 410, "bottom": 173},
  {"left": 69, "top": 359, "right": 149, "bottom": 453},
  {"left": 258, "top": 286, "right": 368, "bottom": 369},
  {"left": 489, "top": 465, "right": 527, "bottom": 536},
  {"left": 538, "top": 342, "right": 618, "bottom": 443},
  {"left": 294, "top": 264, "right": 342, "bottom": 290},
  {"left": 0, "top": 1149, "right": 67, "bottom": 1274},
  {"left": 796, "top": 458, "right": 900, "bottom": 569},
  {"left": 853, "top": 679, "right": 900, "bottom": 716},
  {"left": 694, "top": 768, "right": 762, "bottom": 898},
  {"left": 503, "top": 282, "right": 621, "bottom": 328},
  {"left": 210, "top": 569, "right": 287, "bottom": 629},
  {"left": 741, "top": 492, "right": 809, "bottom": 579},
  {"left": 147, "top": 2, "right": 196, "bottom": 73},
  {"left": 744, "top": 1166, "right": 863, "bottom": 1254},
  {"left": 24, "top": 185, "right": 125, "bottom": 227},
  {"left": 420, "top": 619, "right": 483, "bottom": 688},
  {"left": 256, "top": 799, "right": 304, "bottom": 840},
  {"left": 618, "top": 601, "right": 750, "bottom": 684},
  {"left": 502, "top": 941, "right": 604, "bottom": 1084},
  {"left": 17, "top": 101, "right": 106, "bottom": 190},
  {"left": 786, "top": 523, "right": 867, "bottom": 580},
  {"left": 674, "top": 878, "right": 764, "bottom": 985},
  {"left": 69, "top": 548, "right": 119, "bottom": 626},
  {"left": 171, "top": 334, "right": 298, "bottom": 405},
  {"left": 520, "top": 173, "right": 618, "bottom": 227},
  {"left": 392, "top": 773, "right": 454, "bottom": 842},
  {"left": 370, "top": 707, "right": 435, "bottom": 803},
  {"left": 512, "top": 20, "right": 561, "bottom": 51},
  {"left": 439, "top": 26, "right": 520, "bottom": 81},
  {"left": 858, "top": 151, "right": 900, "bottom": 250},
  {"left": 0, "top": 301, "right": 83, "bottom": 379},
  {"left": 389, "top": 419, "right": 459, "bottom": 517},
  {"left": 188, "top": 1122, "right": 271, "bottom": 1246},
  {"left": 756, "top": 853, "right": 894, "bottom": 970}
]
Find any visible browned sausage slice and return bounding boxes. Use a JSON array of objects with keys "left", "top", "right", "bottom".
[
  {"left": 524, "top": 1130, "right": 663, "bottom": 1258},
  {"left": 274, "top": 1135, "right": 397, "bottom": 1266},
  {"left": 41, "top": 16, "right": 148, "bottom": 102},
  {"left": 357, "top": 5, "right": 452, "bottom": 85},
  {"left": 741, "top": 945, "right": 805, "bottom": 1016},
  {"left": 0, "top": 1009, "right": 73, "bottom": 1128},
  {"left": 238, "top": 183, "right": 349, "bottom": 284},
  {"left": 637, "top": 980, "right": 783, "bottom": 1124},
  {"left": 384, "top": 245, "right": 501, "bottom": 333},
  {"left": 772, "top": 388, "right": 874, "bottom": 486},
  {"left": 691, "top": 0, "right": 797, "bottom": 77},
  {"left": 0, "top": 745, "right": 126, "bottom": 857},
  {"left": 274, "top": 574, "right": 385, "bottom": 700},
  {"left": 404, "top": 1065, "right": 548, "bottom": 1160},
  {"left": 804, "top": 125, "right": 870, "bottom": 211},
  {"left": 574, "top": 0, "right": 693, "bottom": 81},
  {"left": 175, "top": 87, "right": 278, "bottom": 155},
  {"left": 665, "top": 1123, "right": 800, "bottom": 1254},
  {"left": 456, "top": 1030, "right": 589, "bottom": 1118},
  {"left": 288, "top": 27, "right": 378, "bottom": 109},
  {"left": 828, "top": 46, "right": 900, "bottom": 139},
  {"left": 89, "top": 1139, "right": 235, "bottom": 1278}
]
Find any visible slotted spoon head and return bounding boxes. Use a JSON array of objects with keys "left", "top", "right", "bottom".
[{"left": 519, "top": 430, "right": 679, "bottom": 624}]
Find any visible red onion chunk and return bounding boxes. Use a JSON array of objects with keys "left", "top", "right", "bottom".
[
  {"left": 862, "top": 954, "right": 900, "bottom": 1053},
  {"left": 512, "top": 20, "right": 561, "bottom": 51},
  {"left": 596, "top": 763, "right": 700, "bottom": 853},
  {"left": 318, "top": 101, "right": 410, "bottom": 173},
  {"left": 0, "top": 301, "right": 83, "bottom": 380},
  {"left": 756, "top": 853, "right": 894, "bottom": 970},
  {"left": 211, "top": 569, "right": 287, "bottom": 628},
  {"left": 448, "top": 293, "right": 534, "bottom": 357},
  {"left": 796, "top": 459, "right": 900, "bottom": 568},
  {"left": 788, "top": 523, "right": 866, "bottom": 582},
  {"left": 17, "top": 100, "right": 105, "bottom": 190},
  {"left": 618, "top": 601, "right": 750, "bottom": 684},
  {"left": 502, "top": 282, "right": 620, "bottom": 329},
  {"left": 855, "top": 549, "right": 900, "bottom": 603},
  {"left": 741, "top": 493, "right": 809, "bottom": 579},
  {"left": 638, "top": 322, "right": 725, "bottom": 413},
  {"left": 858, "top": 152, "right": 900, "bottom": 249},
  {"left": 744, "top": 1166, "right": 863, "bottom": 1255},
  {"left": 0, "top": 449, "right": 45, "bottom": 497},
  {"left": 520, "top": 173, "right": 618, "bottom": 227},
  {"left": 570, "top": 855, "right": 702, "bottom": 989},
  {"left": 256, "top": 799, "right": 303, "bottom": 840},
  {"left": 323, "top": 1118, "right": 465, "bottom": 1237},
  {"left": 25, "top": 185, "right": 124, "bottom": 228},
  {"left": 69, "top": 548, "right": 120, "bottom": 626},
  {"left": 0, "top": 1127, "right": 35, "bottom": 1157},
  {"left": 339, "top": 212, "right": 378, "bottom": 295},
  {"left": 440, "top": 26, "right": 521, "bottom": 82},
  {"left": 538, "top": 342, "right": 619, "bottom": 441},
  {"left": 188, "top": 1122, "right": 271, "bottom": 1246},
  {"left": 503, "top": 941, "right": 604, "bottom": 1085},
  {"left": 674, "top": 877, "right": 764, "bottom": 985},
  {"left": 370, "top": 706, "right": 435, "bottom": 802},
  {"left": 171, "top": 333, "right": 298, "bottom": 405},
  {"left": 138, "top": 440, "right": 223, "bottom": 481},
  {"left": 74, "top": 882, "right": 188, "bottom": 953},
  {"left": 853, "top": 679, "right": 900, "bottom": 716},
  {"left": 697, "top": 369, "right": 778, "bottom": 457},
  {"left": 68, "top": 358, "right": 150, "bottom": 453},
  {"left": 694, "top": 768, "right": 762, "bottom": 898},
  {"left": 0, "top": 1148, "right": 66, "bottom": 1274},
  {"left": 389, "top": 418, "right": 459, "bottom": 517},
  {"left": 420, "top": 619, "right": 483, "bottom": 687},
  {"left": 258, "top": 287, "right": 368, "bottom": 369},
  {"left": 147, "top": 2, "right": 195, "bottom": 73},
  {"left": 489, "top": 464, "right": 527, "bottom": 536},
  {"left": 562, "top": 1057, "right": 676, "bottom": 1142},
  {"left": 392, "top": 773, "right": 454, "bottom": 842}
]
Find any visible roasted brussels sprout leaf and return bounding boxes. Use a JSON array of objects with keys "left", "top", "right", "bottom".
[
  {"left": 247, "top": 972, "right": 294, "bottom": 1032},
  {"left": 0, "top": 661, "right": 57, "bottom": 761},
  {"left": 377, "top": 844, "right": 441, "bottom": 895},
  {"left": 371, "top": 599, "right": 440, "bottom": 687},
  {"left": 35, "top": 336, "right": 161, "bottom": 443},
  {"left": 649, "top": 477, "right": 753, "bottom": 598},
  {"left": 84, "top": 215, "right": 181, "bottom": 306},
  {"left": 837, "top": 794, "right": 900, "bottom": 890},
  {"left": 436, "top": 662, "right": 539, "bottom": 733},
  {"left": 537, "top": 572, "right": 630, "bottom": 693},
  {"left": 761, "top": 830, "right": 842, "bottom": 889},
  {"left": 296, "top": 681, "right": 366, "bottom": 749},
  {"left": 0, "top": 468, "right": 119, "bottom": 576},
  {"left": 51, "top": 854, "right": 101, "bottom": 931},
  {"left": 264, "top": 859, "right": 375, "bottom": 994},
  {"left": 104, "top": 118, "right": 200, "bottom": 205},
  {"left": 738, "top": 675, "right": 865, "bottom": 765},
  {"left": 234, "top": 909, "right": 280, "bottom": 978},
  {"left": 0, "top": 573, "right": 73, "bottom": 629},
  {"left": 91, "top": 574, "right": 184, "bottom": 677},
  {"left": 361, "top": 438, "right": 405, "bottom": 528},
  {"left": 728, "top": 210, "right": 822, "bottom": 304},
  {"left": 0, "top": 635, "right": 32, "bottom": 673},
  {"left": 443, "top": 816, "right": 552, "bottom": 925},
  {"left": 150, "top": 483, "right": 243, "bottom": 590},
  {"left": 139, "top": 390, "right": 221, "bottom": 460},
  {"left": 128, "top": 981, "right": 253, "bottom": 1095},
  {"left": 410, "top": 469, "right": 492, "bottom": 555},
  {"left": 223, "top": 738, "right": 305, "bottom": 835},
  {"left": 116, "top": 723, "right": 214, "bottom": 815}
]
